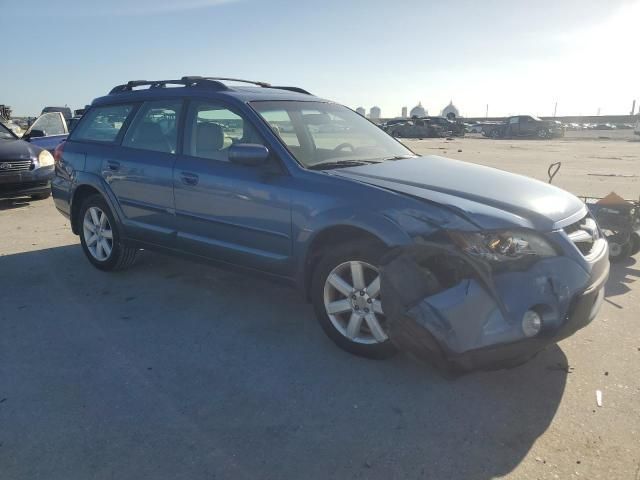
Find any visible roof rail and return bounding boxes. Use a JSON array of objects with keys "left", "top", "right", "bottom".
[
  {"left": 191, "top": 77, "right": 311, "bottom": 94},
  {"left": 109, "top": 77, "right": 229, "bottom": 95},
  {"left": 193, "top": 76, "right": 272, "bottom": 88},
  {"left": 269, "top": 86, "right": 312, "bottom": 95},
  {"left": 108, "top": 76, "right": 311, "bottom": 96}
]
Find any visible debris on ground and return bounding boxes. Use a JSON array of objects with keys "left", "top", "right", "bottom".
[
  {"left": 596, "top": 390, "right": 603, "bottom": 407},
  {"left": 587, "top": 173, "right": 638, "bottom": 178}
]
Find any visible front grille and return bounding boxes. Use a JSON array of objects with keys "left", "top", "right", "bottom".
[
  {"left": 564, "top": 213, "right": 599, "bottom": 256},
  {"left": 0, "top": 160, "right": 33, "bottom": 174}
]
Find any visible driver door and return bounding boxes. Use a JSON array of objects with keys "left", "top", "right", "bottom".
[
  {"left": 173, "top": 100, "right": 293, "bottom": 275},
  {"left": 23, "top": 112, "right": 69, "bottom": 152},
  {"left": 507, "top": 116, "right": 520, "bottom": 137},
  {"left": 520, "top": 116, "right": 536, "bottom": 136}
]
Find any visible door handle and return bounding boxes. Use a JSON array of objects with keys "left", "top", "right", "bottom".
[
  {"left": 107, "top": 160, "right": 120, "bottom": 171},
  {"left": 180, "top": 172, "right": 199, "bottom": 186}
]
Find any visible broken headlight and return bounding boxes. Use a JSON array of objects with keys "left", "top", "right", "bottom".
[{"left": 448, "top": 230, "right": 557, "bottom": 263}]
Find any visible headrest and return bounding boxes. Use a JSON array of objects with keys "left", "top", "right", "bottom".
[
  {"left": 196, "top": 122, "right": 224, "bottom": 154},
  {"left": 131, "top": 121, "right": 167, "bottom": 150}
]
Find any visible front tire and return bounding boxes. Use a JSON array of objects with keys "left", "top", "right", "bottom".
[
  {"left": 78, "top": 194, "right": 137, "bottom": 271},
  {"left": 311, "top": 240, "right": 397, "bottom": 359},
  {"left": 537, "top": 128, "right": 550, "bottom": 139}
]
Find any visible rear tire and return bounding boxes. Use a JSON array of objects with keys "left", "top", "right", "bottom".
[
  {"left": 311, "top": 240, "right": 397, "bottom": 359},
  {"left": 78, "top": 194, "right": 137, "bottom": 271}
]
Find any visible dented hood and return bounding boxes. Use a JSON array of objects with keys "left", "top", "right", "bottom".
[{"left": 332, "top": 156, "right": 586, "bottom": 231}]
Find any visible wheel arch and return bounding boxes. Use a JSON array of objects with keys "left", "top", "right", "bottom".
[
  {"left": 69, "top": 175, "right": 122, "bottom": 235},
  {"left": 70, "top": 185, "right": 102, "bottom": 234},
  {"left": 301, "top": 223, "right": 402, "bottom": 301}
]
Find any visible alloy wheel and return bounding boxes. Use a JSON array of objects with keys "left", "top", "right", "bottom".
[
  {"left": 83, "top": 206, "right": 114, "bottom": 261},
  {"left": 323, "top": 261, "right": 387, "bottom": 344}
]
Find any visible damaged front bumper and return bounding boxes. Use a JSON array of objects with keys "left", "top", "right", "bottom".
[{"left": 380, "top": 236, "right": 609, "bottom": 372}]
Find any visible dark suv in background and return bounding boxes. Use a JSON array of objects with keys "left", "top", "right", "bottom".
[
  {"left": 52, "top": 76, "right": 608, "bottom": 372},
  {"left": 483, "top": 115, "right": 565, "bottom": 139}
]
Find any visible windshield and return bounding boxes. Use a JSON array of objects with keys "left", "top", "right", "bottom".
[
  {"left": 251, "top": 101, "right": 414, "bottom": 168},
  {"left": 0, "top": 121, "right": 17, "bottom": 140}
]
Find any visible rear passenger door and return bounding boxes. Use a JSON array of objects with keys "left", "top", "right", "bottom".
[
  {"left": 101, "top": 99, "right": 183, "bottom": 245},
  {"left": 173, "top": 100, "right": 292, "bottom": 275}
]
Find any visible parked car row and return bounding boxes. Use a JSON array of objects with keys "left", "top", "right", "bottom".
[
  {"left": 381, "top": 116, "right": 465, "bottom": 138},
  {"left": 466, "top": 119, "right": 639, "bottom": 136}
]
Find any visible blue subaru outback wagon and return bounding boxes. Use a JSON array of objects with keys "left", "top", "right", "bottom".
[{"left": 52, "top": 77, "right": 609, "bottom": 371}]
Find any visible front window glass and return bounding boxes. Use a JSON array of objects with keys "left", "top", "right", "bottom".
[
  {"left": 251, "top": 101, "right": 414, "bottom": 168},
  {"left": 28, "top": 112, "right": 67, "bottom": 136},
  {"left": 122, "top": 100, "right": 182, "bottom": 154},
  {"left": 72, "top": 104, "right": 134, "bottom": 143},
  {"left": 184, "top": 101, "right": 265, "bottom": 162}
]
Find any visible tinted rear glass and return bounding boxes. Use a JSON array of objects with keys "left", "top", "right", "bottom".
[{"left": 72, "top": 104, "right": 135, "bottom": 143}]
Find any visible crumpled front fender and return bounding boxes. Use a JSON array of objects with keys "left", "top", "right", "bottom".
[{"left": 379, "top": 242, "right": 597, "bottom": 371}]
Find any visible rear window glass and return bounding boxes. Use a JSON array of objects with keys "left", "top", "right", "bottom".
[
  {"left": 72, "top": 104, "right": 134, "bottom": 143},
  {"left": 122, "top": 100, "right": 182, "bottom": 154}
]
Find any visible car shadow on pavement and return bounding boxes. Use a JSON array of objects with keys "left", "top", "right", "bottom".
[
  {"left": 0, "top": 245, "right": 568, "bottom": 480},
  {"left": 0, "top": 198, "right": 31, "bottom": 211},
  {"left": 605, "top": 256, "right": 639, "bottom": 299}
]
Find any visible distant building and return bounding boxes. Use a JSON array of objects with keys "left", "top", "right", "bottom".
[
  {"left": 369, "top": 106, "right": 381, "bottom": 120},
  {"left": 355, "top": 107, "right": 366, "bottom": 116},
  {"left": 441, "top": 100, "right": 460, "bottom": 119},
  {"left": 401, "top": 106, "right": 408, "bottom": 118},
  {"left": 409, "top": 102, "right": 426, "bottom": 118}
]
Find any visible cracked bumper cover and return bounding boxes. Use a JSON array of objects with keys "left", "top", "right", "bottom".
[{"left": 380, "top": 238, "right": 609, "bottom": 371}]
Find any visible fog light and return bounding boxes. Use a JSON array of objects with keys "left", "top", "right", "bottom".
[{"left": 522, "top": 310, "right": 542, "bottom": 337}]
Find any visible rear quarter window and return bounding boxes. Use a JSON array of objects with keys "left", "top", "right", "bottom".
[{"left": 71, "top": 104, "right": 135, "bottom": 143}]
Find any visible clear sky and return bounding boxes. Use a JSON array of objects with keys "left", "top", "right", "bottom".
[{"left": 2, "top": 0, "right": 638, "bottom": 117}]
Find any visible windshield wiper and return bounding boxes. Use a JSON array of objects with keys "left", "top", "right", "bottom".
[
  {"left": 308, "top": 160, "right": 381, "bottom": 170},
  {"left": 382, "top": 155, "right": 417, "bottom": 161}
]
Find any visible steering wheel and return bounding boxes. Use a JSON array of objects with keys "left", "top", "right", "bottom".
[{"left": 333, "top": 142, "right": 355, "bottom": 153}]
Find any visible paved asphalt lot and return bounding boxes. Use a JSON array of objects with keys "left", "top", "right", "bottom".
[{"left": 1, "top": 138, "right": 639, "bottom": 479}]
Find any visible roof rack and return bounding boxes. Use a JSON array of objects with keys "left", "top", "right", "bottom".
[
  {"left": 195, "top": 77, "right": 311, "bottom": 94},
  {"left": 269, "top": 86, "right": 312, "bottom": 95},
  {"left": 108, "top": 78, "right": 229, "bottom": 94},
  {"left": 185, "top": 76, "right": 272, "bottom": 88},
  {"left": 108, "top": 76, "right": 311, "bottom": 95}
]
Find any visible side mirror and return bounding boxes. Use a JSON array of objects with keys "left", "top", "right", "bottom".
[
  {"left": 228, "top": 144, "right": 269, "bottom": 167},
  {"left": 24, "top": 129, "right": 46, "bottom": 140}
]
